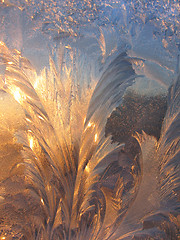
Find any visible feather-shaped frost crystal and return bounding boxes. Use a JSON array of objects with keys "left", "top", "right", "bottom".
[{"left": 0, "top": 32, "right": 179, "bottom": 240}]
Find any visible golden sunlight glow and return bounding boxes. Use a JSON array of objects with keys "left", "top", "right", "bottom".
[
  {"left": 0, "top": 41, "right": 5, "bottom": 46},
  {"left": 33, "top": 75, "right": 43, "bottom": 90},
  {"left": 28, "top": 135, "right": 34, "bottom": 150},
  {"left": 7, "top": 61, "right": 13, "bottom": 65},
  {"left": 1, "top": 237, "right": 6, "bottom": 240},
  {"left": 84, "top": 122, "right": 96, "bottom": 132},
  {"left": 88, "top": 122, "right": 93, "bottom": 127},
  {"left": 41, "top": 198, "right": 45, "bottom": 205},
  {"left": 46, "top": 184, "right": 50, "bottom": 191},
  {"left": 65, "top": 45, "right": 71, "bottom": 49},
  {"left": 33, "top": 80, "right": 38, "bottom": 89},
  {"left": 16, "top": 164, "right": 21, "bottom": 169},
  {"left": 94, "top": 133, "right": 98, "bottom": 142},
  {"left": 38, "top": 115, "right": 44, "bottom": 121},
  {"left": 10, "top": 86, "right": 26, "bottom": 104},
  {"left": 26, "top": 118, "right": 32, "bottom": 123},
  {"left": 29, "top": 138, "right": 34, "bottom": 149},
  {"left": 13, "top": 89, "right": 22, "bottom": 103},
  {"left": 14, "top": 49, "right": 21, "bottom": 55},
  {"left": 85, "top": 165, "right": 90, "bottom": 173}
]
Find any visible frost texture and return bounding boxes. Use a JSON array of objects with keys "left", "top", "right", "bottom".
[
  {"left": 0, "top": 42, "right": 138, "bottom": 239},
  {"left": 0, "top": 0, "right": 180, "bottom": 239}
]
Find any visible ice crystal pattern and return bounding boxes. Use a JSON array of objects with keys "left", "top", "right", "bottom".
[{"left": 0, "top": 42, "right": 179, "bottom": 239}]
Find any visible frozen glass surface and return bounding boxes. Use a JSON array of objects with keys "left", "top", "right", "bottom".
[{"left": 0, "top": 0, "right": 179, "bottom": 239}]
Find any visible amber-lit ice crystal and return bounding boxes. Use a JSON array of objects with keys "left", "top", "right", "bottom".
[{"left": 0, "top": 0, "right": 180, "bottom": 239}]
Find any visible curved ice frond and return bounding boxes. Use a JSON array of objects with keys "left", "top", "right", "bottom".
[
  {"left": 0, "top": 42, "right": 95, "bottom": 238},
  {"left": 157, "top": 72, "right": 180, "bottom": 207},
  {"left": 113, "top": 72, "right": 180, "bottom": 240},
  {"left": 70, "top": 52, "right": 139, "bottom": 239},
  {"left": 107, "top": 131, "right": 159, "bottom": 239}
]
